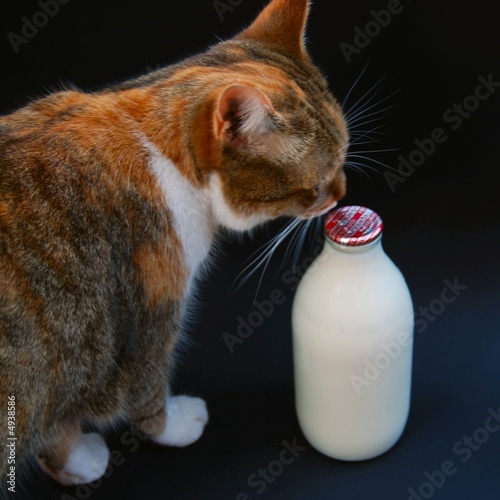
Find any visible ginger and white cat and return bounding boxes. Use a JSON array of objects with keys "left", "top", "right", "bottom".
[{"left": 0, "top": 0, "right": 347, "bottom": 486}]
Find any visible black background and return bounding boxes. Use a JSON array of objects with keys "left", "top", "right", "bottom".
[{"left": 1, "top": 1, "right": 500, "bottom": 499}]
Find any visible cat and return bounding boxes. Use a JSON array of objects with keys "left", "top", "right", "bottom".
[{"left": 0, "top": 0, "right": 347, "bottom": 487}]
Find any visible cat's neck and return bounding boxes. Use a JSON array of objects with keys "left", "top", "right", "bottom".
[
  {"left": 143, "top": 139, "right": 216, "bottom": 283},
  {"left": 102, "top": 83, "right": 220, "bottom": 280}
]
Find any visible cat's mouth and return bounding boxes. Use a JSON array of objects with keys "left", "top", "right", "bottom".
[{"left": 305, "top": 200, "right": 338, "bottom": 219}]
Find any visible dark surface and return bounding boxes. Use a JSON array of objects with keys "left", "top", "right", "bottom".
[{"left": 1, "top": 1, "right": 499, "bottom": 499}]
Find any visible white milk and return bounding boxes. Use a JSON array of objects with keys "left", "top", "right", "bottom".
[{"left": 292, "top": 206, "right": 414, "bottom": 461}]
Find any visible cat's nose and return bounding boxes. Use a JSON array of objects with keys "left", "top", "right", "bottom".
[
  {"left": 332, "top": 171, "right": 347, "bottom": 201},
  {"left": 333, "top": 183, "right": 346, "bottom": 202}
]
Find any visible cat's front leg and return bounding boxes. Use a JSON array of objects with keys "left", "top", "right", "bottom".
[
  {"left": 153, "top": 395, "right": 209, "bottom": 447},
  {"left": 37, "top": 425, "right": 110, "bottom": 486},
  {"left": 132, "top": 391, "right": 209, "bottom": 447}
]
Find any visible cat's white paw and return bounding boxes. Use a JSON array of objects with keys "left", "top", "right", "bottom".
[
  {"left": 153, "top": 395, "right": 209, "bottom": 447},
  {"left": 55, "top": 433, "right": 110, "bottom": 486}
]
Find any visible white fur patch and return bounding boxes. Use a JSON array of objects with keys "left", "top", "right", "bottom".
[
  {"left": 153, "top": 395, "right": 209, "bottom": 447},
  {"left": 144, "top": 141, "right": 214, "bottom": 282},
  {"left": 208, "top": 173, "right": 268, "bottom": 231},
  {"left": 56, "top": 433, "right": 110, "bottom": 486},
  {"left": 144, "top": 141, "right": 276, "bottom": 274}
]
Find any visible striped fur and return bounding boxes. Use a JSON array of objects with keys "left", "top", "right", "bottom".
[{"left": 0, "top": 0, "right": 348, "bottom": 486}]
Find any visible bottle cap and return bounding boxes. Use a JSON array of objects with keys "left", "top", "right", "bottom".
[{"left": 325, "top": 206, "right": 384, "bottom": 248}]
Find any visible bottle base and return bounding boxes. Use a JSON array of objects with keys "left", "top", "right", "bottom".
[{"left": 299, "top": 421, "right": 409, "bottom": 462}]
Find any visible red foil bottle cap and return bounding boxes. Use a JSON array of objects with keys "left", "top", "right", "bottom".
[{"left": 325, "top": 206, "right": 384, "bottom": 247}]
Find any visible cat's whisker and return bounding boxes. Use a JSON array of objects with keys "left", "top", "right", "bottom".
[
  {"left": 346, "top": 101, "right": 385, "bottom": 131},
  {"left": 347, "top": 115, "right": 391, "bottom": 134},
  {"left": 315, "top": 212, "right": 323, "bottom": 235},
  {"left": 237, "top": 220, "right": 297, "bottom": 276},
  {"left": 349, "top": 130, "right": 383, "bottom": 139},
  {"left": 347, "top": 84, "right": 399, "bottom": 120},
  {"left": 341, "top": 63, "right": 370, "bottom": 110},
  {"left": 292, "top": 217, "right": 314, "bottom": 267},
  {"left": 342, "top": 71, "right": 401, "bottom": 187},
  {"left": 347, "top": 147, "right": 400, "bottom": 155},
  {"left": 342, "top": 71, "right": 403, "bottom": 187},
  {"left": 313, "top": 215, "right": 323, "bottom": 252},
  {"left": 279, "top": 219, "right": 308, "bottom": 274},
  {"left": 347, "top": 115, "right": 393, "bottom": 136},
  {"left": 347, "top": 118, "right": 387, "bottom": 141},
  {"left": 346, "top": 103, "right": 396, "bottom": 130},
  {"left": 345, "top": 82, "right": 401, "bottom": 180},
  {"left": 348, "top": 138, "right": 382, "bottom": 147},
  {"left": 349, "top": 125, "right": 386, "bottom": 140},
  {"left": 344, "top": 76, "right": 385, "bottom": 122},
  {"left": 350, "top": 125, "right": 385, "bottom": 135},
  {"left": 250, "top": 218, "right": 305, "bottom": 301},
  {"left": 346, "top": 131, "right": 387, "bottom": 151},
  {"left": 346, "top": 86, "right": 399, "bottom": 123},
  {"left": 345, "top": 162, "right": 375, "bottom": 182},
  {"left": 345, "top": 160, "right": 380, "bottom": 174},
  {"left": 281, "top": 218, "right": 309, "bottom": 272},
  {"left": 346, "top": 154, "right": 401, "bottom": 174},
  {"left": 346, "top": 136, "right": 382, "bottom": 149},
  {"left": 231, "top": 218, "right": 302, "bottom": 294}
]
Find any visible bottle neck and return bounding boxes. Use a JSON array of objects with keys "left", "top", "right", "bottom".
[{"left": 324, "top": 235, "right": 384, "bottom": 255}]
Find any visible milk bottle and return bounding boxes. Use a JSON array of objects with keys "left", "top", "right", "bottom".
[{"left": 292, "top": 206, "right": 414, "bottom": 461}]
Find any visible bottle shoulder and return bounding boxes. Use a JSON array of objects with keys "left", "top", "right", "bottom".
[
  {"left": 293, "top": 244, "right": 413, "bottom": 329},
  {"left": 297, "top": 243, "right": 405, "bottom": 290}
]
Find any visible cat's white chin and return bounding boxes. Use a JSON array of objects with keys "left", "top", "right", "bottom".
[{"left": 208, "top": 174, "right": 269, "bottom": 232}]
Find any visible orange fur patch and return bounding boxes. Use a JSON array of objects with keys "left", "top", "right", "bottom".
[{"left": 133, "top": 239, "right": 187, "bottom": 308}]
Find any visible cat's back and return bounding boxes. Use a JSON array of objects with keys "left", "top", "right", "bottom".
[
  {"left": 0, "top": 92, "right": 118, "bottom": 359},
  {"left": 0, "top": 91, "right": 113, "bottom": 278},
  {"left": 0, "top": 88, "right": 159, "bottom": 241},
  {"left": 0, "top": 91, "right": 88, "bottom": 152},
  {"left": 0, "top": 90, "right": 144, "bottom": 174},
  {"left": 0, "top": 89, "right": 161, "bottom": 354}
]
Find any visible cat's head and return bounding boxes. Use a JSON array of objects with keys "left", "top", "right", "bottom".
[{"left": 198, "top": 0, "right": 348, "bottom": 231}]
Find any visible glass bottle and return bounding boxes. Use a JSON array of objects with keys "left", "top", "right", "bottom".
[{"left": 292, "top": 206, "right": 414, "bottom": 461}]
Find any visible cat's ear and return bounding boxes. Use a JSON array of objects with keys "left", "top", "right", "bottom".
[
  {"left": 236, "top": 0, "right": 310, "bottom": 59},
  {"left": 214, "top": 84, "right": 277, "bottom": 146}
]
